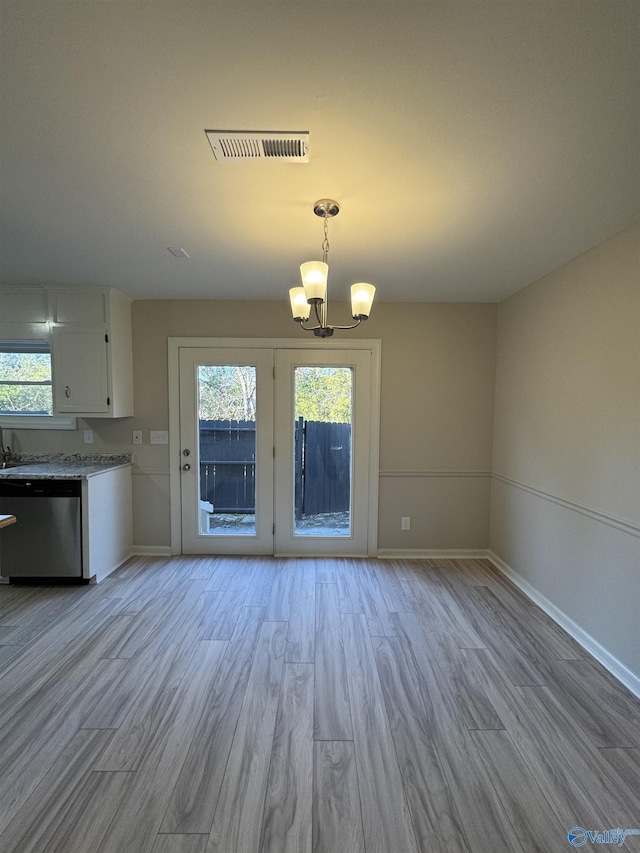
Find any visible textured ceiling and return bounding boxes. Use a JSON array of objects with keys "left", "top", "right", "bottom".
[{"left": 0, "top": 1, "right": 638, "bottom": 303}]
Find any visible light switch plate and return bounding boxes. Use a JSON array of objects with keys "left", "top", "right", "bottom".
[
  {"left": 150, "top": 430, "right": 169, "bottom": 445},
  {"left": 84, "top": 429, "right": 93, "bottom": 444},
  {"left": 132, "top": 430, "right": 143, "bottom": 445}
]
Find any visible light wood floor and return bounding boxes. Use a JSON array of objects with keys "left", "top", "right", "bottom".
[{"left": 0, "top": 556, "right": 638, "bottom": 853}]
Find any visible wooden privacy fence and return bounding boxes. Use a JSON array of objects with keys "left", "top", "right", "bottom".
[
  {"left": 199, "top": 420, "right": 256, "bottom": 512},
  {"left": 198, "top": 418, "right": 351, "bottom": 517},
  {"left": 294, "top": 417, "right": 351, "bottom": 519}
]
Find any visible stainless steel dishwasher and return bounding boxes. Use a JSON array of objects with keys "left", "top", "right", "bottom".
[{"left": 0, "top": 478, "right": 83, "bottom": 582}]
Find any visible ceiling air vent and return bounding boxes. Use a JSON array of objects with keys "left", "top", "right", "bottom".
[{"left": 205, "top": 130, "right": 309, "bottom": 162}]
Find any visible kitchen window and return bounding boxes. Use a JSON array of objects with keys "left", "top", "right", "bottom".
[{"left": 0, "top": 339, "right": 76, "bottom": 429}]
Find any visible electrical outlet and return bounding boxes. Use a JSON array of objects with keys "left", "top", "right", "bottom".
[
  {"left": 83, "top": 429, "right": 93, "bottom": 444},
  {"left": 150, "top": 430, "right": 169, "bottom": 445},
  {"left": 132, "top": 430, "right": 143, "bottom": 445},
  {"left": 401, "top": 516, "right": 411, "bottom": 530}
]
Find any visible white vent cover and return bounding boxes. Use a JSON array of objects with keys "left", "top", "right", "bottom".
[
  {"left": 167, "top": 247, "right": 190, "bottom": 259},
  {"left": 205, "top": 130, "right": 309, "bottom": 162}
]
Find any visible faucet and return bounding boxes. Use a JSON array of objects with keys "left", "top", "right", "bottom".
[{"left": 0, "top": 427, "right": 13, "bottom": 463}]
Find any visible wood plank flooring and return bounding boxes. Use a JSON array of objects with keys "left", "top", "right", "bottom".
[{"left": 0, "top": 555, "right": 639, "bottom": 853}]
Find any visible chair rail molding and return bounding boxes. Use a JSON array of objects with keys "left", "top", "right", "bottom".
[{"left": 492, "top": 472, "right": 640, "bottom": 539}]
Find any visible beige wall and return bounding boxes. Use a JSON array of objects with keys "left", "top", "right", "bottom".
[
  {"left": 490, "top": 223, "right": 640, "bottom": 678},
  {"left": 374, "top": 303, "right": 496, "bottom": 552},
  {"left": 126, "top": 300, "right": 497, "bottom": 551},
  {"left": 3, "top": 300, "right": 496, "bottom": 553}
]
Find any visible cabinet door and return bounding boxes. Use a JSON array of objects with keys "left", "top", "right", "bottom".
[
  {"left": 0, "top": 286, "right": 50, "bottom": 340},
  {"left": 53, "top": 291, "right": 106, "bottom": 325},
  {"left": 52, "top": 326, "right": 110, "bottom": 413}
]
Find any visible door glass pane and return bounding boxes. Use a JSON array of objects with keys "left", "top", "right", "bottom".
[
  {"left": 293, "top": 366, "right": 352, "bottom": 536},
  {"left": 197, "top": 365, "right": 256, "bottom": 535}
]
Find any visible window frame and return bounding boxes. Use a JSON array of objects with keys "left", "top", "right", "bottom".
[{"left": 0, "top": 339, "right": 77, "bottom": 430}]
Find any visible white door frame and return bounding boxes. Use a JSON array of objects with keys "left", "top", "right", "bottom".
[{"left": 168, "top": 337, "right": 381, "bottom": 556}]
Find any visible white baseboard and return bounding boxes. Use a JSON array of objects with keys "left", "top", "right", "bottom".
[
  {"left": 131, "top": 545, "right": 172, "bottom": 557},
  {"left": 377, "top": 548, "right": 490, "bottom": 560},
  {"left": 95, "top": 550, "right": 134, "bottom": 582},
  {"left": 487, "top": 550, "right": 640, "bottom": 700}
]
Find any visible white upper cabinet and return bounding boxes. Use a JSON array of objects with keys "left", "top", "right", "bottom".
[
  {"left": 0, "top": 286, "right": 50, "bottom": 338},
  {"left": 0, "top": 284, "right": 133, "bottom": 418},
  {"left": 53, "top": 290, "right": 107, "bottom": 325},
  {"left": 51, "top": 288, "right": 133, "bottom": 418},
  {"left": 52, "top": 325, "right": 110, "bottom": 413}
]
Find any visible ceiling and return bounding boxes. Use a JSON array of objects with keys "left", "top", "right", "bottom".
[{"left": 0, "top": 1, "right": 638, "bottom": 304}]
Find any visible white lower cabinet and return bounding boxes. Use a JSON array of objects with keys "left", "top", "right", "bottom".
[{"left": 82, "top": 466, "right": 132, "bottom": 582}]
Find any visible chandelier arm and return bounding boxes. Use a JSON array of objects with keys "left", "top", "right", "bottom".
[
  {"left": 298, "top": 317, "right": 323, "bottom": 332},
  {"left": 325, "top": 318, "right": 363, "bottom": 331},
  {"left": 299, "top": 318, "right": 363, "bottom": 333}
]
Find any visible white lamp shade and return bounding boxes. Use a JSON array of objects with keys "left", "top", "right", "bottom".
[
  {"left": 351, "top": 283, "right": 376, "bottom": 319},
  {"left": 289, "top": 287, "right": 311, "bottom": 320},
  {"left": 300, "top": 261, "right": 328, "bottom": 303}
]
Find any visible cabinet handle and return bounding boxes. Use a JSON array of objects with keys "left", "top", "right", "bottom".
[{"left": 65, "top": 385, "right": 71, "bottom": 398}]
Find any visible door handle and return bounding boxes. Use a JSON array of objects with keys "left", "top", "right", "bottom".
[{"left": 182, "top": 463, "right": 191, "bottom": 471}]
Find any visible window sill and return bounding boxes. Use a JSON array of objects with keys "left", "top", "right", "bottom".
[{"left": 0, "top": 415, "right": 77, "bottom": 431}]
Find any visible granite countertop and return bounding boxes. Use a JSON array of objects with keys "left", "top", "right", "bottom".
[{"left": 0, "top": 453, "right": 132, "bottom": 480}]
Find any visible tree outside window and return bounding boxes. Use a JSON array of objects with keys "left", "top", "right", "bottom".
[
  {"left": 0, "top": 342, "right": 53, "bottom": 415},
  {"left": 197, "top": 364, "right": 351, "bottom": 424}
]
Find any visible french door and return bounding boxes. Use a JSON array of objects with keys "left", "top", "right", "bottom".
[
  {"left": 179, "top": 348, "right": 274, "bottom": 554},
  {"left": 176, "top": 341, "right": 377, "bottom": 556}
]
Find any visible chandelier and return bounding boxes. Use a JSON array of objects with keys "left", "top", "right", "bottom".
[{"left": 289, "top": 199, "right": 376, "bottom": 338}]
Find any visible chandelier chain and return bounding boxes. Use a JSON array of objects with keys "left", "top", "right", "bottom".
[{"left": 321, "top": 214, "right": 330, "bottom": 262}]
